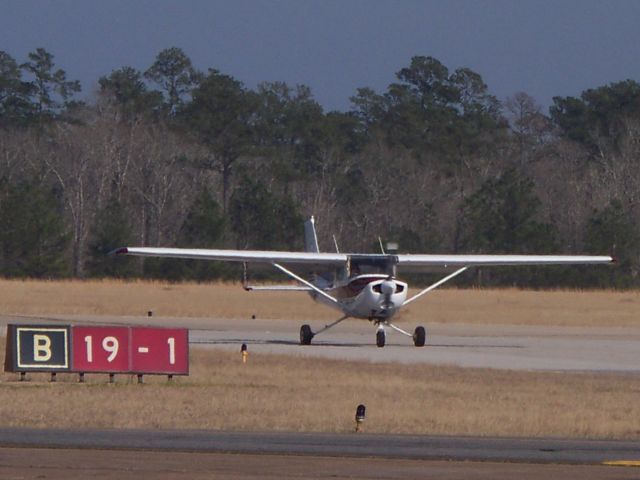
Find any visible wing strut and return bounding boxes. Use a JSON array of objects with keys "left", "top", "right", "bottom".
[
  {"left": 272, "top": 263, "right": 340, "bottom": 305},
  {"left": 402, "top": 267, "right": 469, "bottom": 306},
  {"left": 313, "top": 314, "right": 350, "bottom": 336}
]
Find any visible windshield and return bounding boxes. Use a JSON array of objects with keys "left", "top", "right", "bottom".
[{"left": 349, "top": 255, "right": 397, "bottom": 276}]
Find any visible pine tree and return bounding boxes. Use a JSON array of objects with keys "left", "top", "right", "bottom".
[
  {"left": 144, "top": 188, "right": 226, "bottom": 281},
  {"left": 0, "top": 180, "right": 69, "bottom": 278},
  {"left": 584, "top": 200, "right": 638, "bottom": 287},
  {"left": 85, "top": 197, "right": 136, "bottom": 278}
]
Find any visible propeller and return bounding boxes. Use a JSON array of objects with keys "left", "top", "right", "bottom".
[{"left": 380, "top": 279, "right": 396, "bottom": 310}]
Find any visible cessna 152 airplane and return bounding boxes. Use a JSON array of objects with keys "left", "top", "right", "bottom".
[{"left": 114, "top": 217, "right": 614, "bottom": 347}]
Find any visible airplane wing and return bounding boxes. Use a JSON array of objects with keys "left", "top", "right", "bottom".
[
  {"left": 396, "top": 254, "right": 614, "bottom": 268},
  {"left": 113, "top": 247, "right": 347, "bottom": 266},
  {"left": 115, "top": 248, "right": 613, "bottom": 268}
]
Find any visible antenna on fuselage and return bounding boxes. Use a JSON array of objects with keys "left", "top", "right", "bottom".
[
  {"left": 378, "top": 237, "right": 386, "bottom": 254},
  {"left": 332, "top": 235, "right": 340, "bottom": 253}
]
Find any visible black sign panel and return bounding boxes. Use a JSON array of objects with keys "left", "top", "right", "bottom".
[{"left": 7, "top": 325, "right": 71, "bottom": 371}]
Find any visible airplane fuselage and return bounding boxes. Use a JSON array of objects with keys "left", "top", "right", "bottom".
[{"left": 311, "top": 274, "right": 408, "bottom": 320}]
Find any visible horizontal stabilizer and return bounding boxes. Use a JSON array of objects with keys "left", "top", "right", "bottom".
[{"left": 243, "top": 285, "right": 314, "bottom": 292}]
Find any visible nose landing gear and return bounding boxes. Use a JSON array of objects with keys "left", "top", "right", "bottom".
[{"left": 376, "top": 325, "right": 386, "bottom": 348}]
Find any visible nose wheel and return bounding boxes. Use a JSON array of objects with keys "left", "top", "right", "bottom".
[{"left": 376, "top": 327, "right": 386, "bottom": 347}]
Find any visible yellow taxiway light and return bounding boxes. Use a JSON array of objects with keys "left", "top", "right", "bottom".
[{"left": 241, "top": 343, "right": 248, "bottom": 364}]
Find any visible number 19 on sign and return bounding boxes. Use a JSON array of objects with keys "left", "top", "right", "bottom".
[
  {"left": 84, "top": 335, "right": 120, "bottom": 363},
  {"left": 73, "top": 327, "right": 129, "bottom": 372}
]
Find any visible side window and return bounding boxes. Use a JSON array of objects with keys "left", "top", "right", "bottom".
[{"left": 337, "top": 267, "right": 347, "bottom": 281}]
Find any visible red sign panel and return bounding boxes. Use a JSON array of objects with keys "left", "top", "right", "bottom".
[
  {"left": 72, "top": 326, "right": 130, "bottom": 373},
  {"left": 130, "top": 327, "right": 189, "bottom": 374}
]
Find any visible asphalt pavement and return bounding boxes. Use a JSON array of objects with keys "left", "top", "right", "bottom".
[{"left": 1, "top": 428, "right": 638, "bottom": 465}]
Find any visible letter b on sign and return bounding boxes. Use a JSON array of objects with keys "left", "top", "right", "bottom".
[
  {"left": 11, "top": 326, "right": 70, "bottom": 371},
  {"left": 33, "top": 334, "right": 52, "bottom": 361}
]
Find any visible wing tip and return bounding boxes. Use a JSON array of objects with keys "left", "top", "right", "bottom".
[{"left": 109, "top": 247, "right": 129, "bottom": 256}]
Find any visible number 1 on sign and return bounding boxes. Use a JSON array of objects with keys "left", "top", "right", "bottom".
[
  {"left": 84, "top": 335, "right": 93, "bottom": 362},
  {"left": 168, "top": 337, "right": 175, "bottom": 365}
]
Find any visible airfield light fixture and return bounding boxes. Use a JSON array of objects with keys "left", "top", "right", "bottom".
[{"left": 355, "top": 404, "right": 366, "bottom": 432}]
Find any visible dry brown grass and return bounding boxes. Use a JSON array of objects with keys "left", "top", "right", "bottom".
[
  {"left": 0, "top": 278, "right": 639, "bottom": 326},
  {"left": 1, "top": 339, "right": 639, "bottom": 440}
]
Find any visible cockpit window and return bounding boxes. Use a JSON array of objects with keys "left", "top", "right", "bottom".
[{"left": 349, "top": 255, "right": 397, "bottom": 276}]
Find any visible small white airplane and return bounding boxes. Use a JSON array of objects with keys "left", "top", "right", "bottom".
[{"left": 114, "top": 217, "right": 614, "bottom": 347}]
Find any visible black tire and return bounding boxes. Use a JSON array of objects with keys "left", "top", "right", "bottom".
[
  {"left": 300, "top": 324, "right": 314, "bottom": 345},
  {"left": 413, "top": 326, "right": 426, "bottom": 347},
  {"left": 376, "top": 330, "right": 386, "bottom": 348}
]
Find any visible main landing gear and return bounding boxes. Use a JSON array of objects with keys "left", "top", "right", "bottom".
[
  {"left": 300, "top": 324, "right": 314, "bottom": 345},
  {"left": 413, "top": 326, "right": 426, "bottom": 347},
  {"left": 299, "top": 319, "right": 427, "bottom": 347},
  {"left": 299, "top": 315, "right": 349, "bottom": 346},
  {"left": 375, "top": 321, "right": 426, "bottom": 348}
]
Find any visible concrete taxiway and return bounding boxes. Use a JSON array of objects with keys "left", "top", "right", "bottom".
[{"left": 189, "top": 319, "right": 640, "bottom": 373}]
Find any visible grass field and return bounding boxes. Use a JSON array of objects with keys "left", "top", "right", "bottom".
[
  {"left": 1, "top": 341, "right": 639, "bottom": 439},
  {"left": 1, "top": 279, "right": 639, "bottom": 439},
  {"left": 1, "top": 278, "right": 639, "bottom": 327}
]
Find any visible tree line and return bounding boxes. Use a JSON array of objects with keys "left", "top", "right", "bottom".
[{"left": 0, "top": 47, "right": 638, "bottom": 287}]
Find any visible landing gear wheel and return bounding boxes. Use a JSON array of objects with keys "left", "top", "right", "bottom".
[
  {"left": 413, "top": 326, "right": 426, "bottom": 347},
  {"left": 376, "top": 329, "right": 386, "bottom": 348},
  {"left": 300, "top": 324, "right": 314, "bottom": 345}
]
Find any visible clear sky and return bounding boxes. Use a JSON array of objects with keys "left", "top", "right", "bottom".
[{"left": 2, "top": 0, "right": 640, "bottom": 113}]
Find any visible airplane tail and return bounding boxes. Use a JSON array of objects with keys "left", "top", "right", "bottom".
[{"left": 304, "top": 216, "right": 320, "bottom": 253}]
